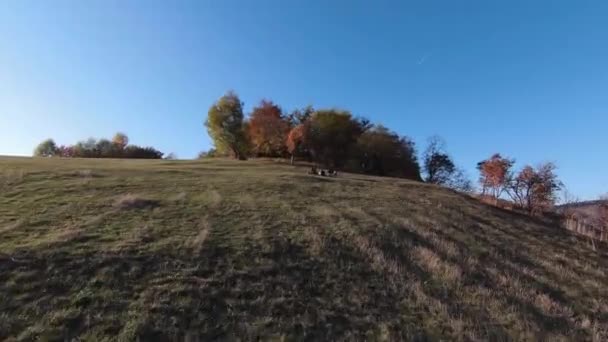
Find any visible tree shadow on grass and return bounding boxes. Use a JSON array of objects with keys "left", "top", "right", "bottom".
[
  {"left": 363, "top": 210, "right": 587, "bottom": 339},
  {"left": 0, "top": 207, "right": 602, "bottom": 341}
]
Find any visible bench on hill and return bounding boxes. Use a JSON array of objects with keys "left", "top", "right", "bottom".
[{"left": 309, "top": 166, "right": 338, "bottom": 177}]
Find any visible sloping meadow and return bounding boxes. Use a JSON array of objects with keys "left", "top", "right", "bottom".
[{"left": 1, "top": 157, "right": 607, "bottom": 340}]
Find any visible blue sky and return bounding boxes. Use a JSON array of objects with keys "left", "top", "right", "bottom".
[{"left": 1, "top": 0, "right": 607, "bottom": 199}]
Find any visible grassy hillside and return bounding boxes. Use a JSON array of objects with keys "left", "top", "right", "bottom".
[{"left": 1, "top": 157, "right": 607, "bottom": 340}]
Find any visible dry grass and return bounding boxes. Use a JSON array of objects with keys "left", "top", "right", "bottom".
[
  {"left": 412, "top": 246, "right": 462, "bottom": 283},
  {"left": 195, "top": 189, "right": 222, "bottom": 208},
  {"left": 114, "top": 194, "right": 159, "bottom": 209},
  {"left": 0, "top": 157, "right": 607, "bottom": 340},
  {"left": 302, "top": 225, "right": 326, "bottom": 256},
  {"left": 47, "top": 223, "right": 86, "bottom": 245},
  {"left": 0, "top": 168, "right": 25, "bottom": 185},
  {"left": 351, "top": 234, "right": 403, "bottom": 277},
  {"left": 311, "top": 204, "right": 336, "bottom": 218},
  {"left": 235, "top": 193, "right": 255, "bottom": 208},
  {"left": 188, "top": 217, "right": 210, "bottom": 253},
  {"left": 170, "top": 191, "right": 188, "bottom": 202},
  {"left": 0, "top": 219, "right": 25, "bottom": 234}
]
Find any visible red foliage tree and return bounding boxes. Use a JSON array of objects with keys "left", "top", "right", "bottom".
[
  {"left": 477, "top": 153, "right": 515, "bottom": 201},
  {"left": 248, "top": 100, "right": 289, "bottom": 157}
]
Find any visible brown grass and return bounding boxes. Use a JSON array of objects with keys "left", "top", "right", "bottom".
[
  {"left": 114, "top": 194, "right": 159, "bottom": 209},
  {"left": 412, "top": 246, "right": 462, "bottom": 283},
  {"left": 170, "top": 191, "right": 188, "bottom": 202},
  {"left": 1, "top": 157, "right": 607, "bottom": 340},
  {"left": 47, "top": 224, "right": 86, "bottom": 245},
  {"left": 188, "top": 217, "right": 210, "bottom": 253},
  {"left": 0, "top": 219, "right": 25, "bottom": 234}
]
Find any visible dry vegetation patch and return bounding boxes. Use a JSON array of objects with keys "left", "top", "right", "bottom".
[
  {"left": 0, "top": 219, "right": 26, "bottom": 234},
  {"left": 114, "top": 194, "right": 159, "bottom": 209},
  {"left": 412, "top": 246, "right": 462, "bottom": 284},
  {"left": 187, "top": 216, "right": 211, "bottom": 253},
  {"left": 46, "top": 223, "right": 86, "bottom": 245},
  {"left": 169, "top": 191, "right": 188, "bottom": 202}
]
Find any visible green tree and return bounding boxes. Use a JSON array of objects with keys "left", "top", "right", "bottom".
[
  {"left": 73, "top": 138, "right": 98, "bottom": 158},
  {"left": 421, "top": 136, "right": 473, "bottom": 192},
  {"left": 423, "top": 136, "right": 455, "bottom": 184},
  {"left": 205, "top": 91, "right": 248, "bottom": 160},
  {"left": 33, "top": 139, "right": 58, "bottom": 157},
  {"left": 356, "top": 125, "right": 421, "bottom": 180},
  {"left": 307, "top": 109, "right": 365, "bottom": 167},
  {"left": 96, "top": 139, "right": 114, "bottom": 158}
]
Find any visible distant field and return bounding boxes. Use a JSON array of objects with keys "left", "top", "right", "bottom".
[{"left": 1, "top": 157, "right": 607, "bottom": 340}]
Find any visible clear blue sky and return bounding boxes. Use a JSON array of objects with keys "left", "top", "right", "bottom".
[{"left": 1, "top": 0, "right": 606, "bottom": 199}]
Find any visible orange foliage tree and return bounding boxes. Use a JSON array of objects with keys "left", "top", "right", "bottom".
[
  {"left": 508, "top": 163, "right": 561, "bottom": 212},
  {"left": 477, "top": 153, "right": 515, "bottom": 201},
  {"left": 112, "top": 132, "right": 129, "bottom": 150},
  {"left": 286, "top": 123, "right": 309, "bottom": 164},
  {"left": 248, "top": 100, "right": 289, "bottom": 157}
]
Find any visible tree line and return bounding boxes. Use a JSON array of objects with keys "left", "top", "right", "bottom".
[
  {"left": 33, "top": 133, "right": 163, "bottom": 159},
  {"left": 203, "top": 91, "right": 564, "bottom": 212},
  {"left": 203, "top": 91, "right": 421, "bottom": 180},
  {"left": 32, "top": 90, "right": 566, "bottom": 213}
]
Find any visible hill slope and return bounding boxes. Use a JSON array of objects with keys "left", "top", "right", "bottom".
[{"left": 1, "top": 157, "right": 607, "bottom": 340}]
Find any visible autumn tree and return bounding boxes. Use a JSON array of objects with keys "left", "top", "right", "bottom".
[
  {"left": 248, "top": 100, "right": 289, "bottom": 157},
  {"left": 355, "top": 125, "right": 421, "bottom": 180},
  {"left": 33, "top": 139, "right": 58, "bottom": 157},
  {"left": 508, "top": 163, "right": 562, "bottom": 212},
  {"left": 477, "top": 153, "right": 515, "bottom": 201},
  {"left": 56, "top": 145, "right": 75, "bottom": 158},
  {"left": 286, "top": 123, "right": 309, "bottom": 164},
  {"left": 112, "top": 132, "right": 129, "bottom": 150},
  {"left": 306, "top": 110, "right": 366, "bottom": 167},
  {"left": 205, "top": 91, "right": 248, "bottom": 160}
]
